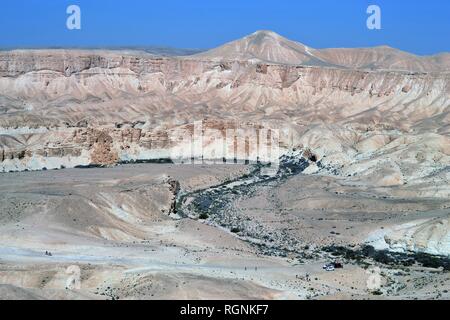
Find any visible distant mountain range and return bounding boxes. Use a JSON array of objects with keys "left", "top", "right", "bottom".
[
  {"left": 0, "top": 46, "right": 203, "bottom": 57},
  {"left": 2, "top": 30, "right": 449, "bottom": 72},
  {"left": 193, "top": 30, "right": 450, "bottom": 72}
]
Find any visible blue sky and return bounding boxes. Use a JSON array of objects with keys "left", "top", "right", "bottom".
[{"left": 0, "top": 0, "right": 449, "bottom": 55}]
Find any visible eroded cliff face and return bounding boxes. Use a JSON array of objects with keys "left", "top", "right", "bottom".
[
  {"left": 0, "top": 50, "right": 449, "bottom": 198},
  {"left": 1, "top": 50, "right": 448, "bottom": 127},
  {"left": 0, "top": 119, "right": 286, "bottom": 173}
]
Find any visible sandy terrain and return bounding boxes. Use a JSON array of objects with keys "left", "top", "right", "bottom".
[{"left": 0, "top": 163, "right": 448, "bottom": 300}]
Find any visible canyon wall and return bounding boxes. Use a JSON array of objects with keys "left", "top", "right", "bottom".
[{"left": 0, "top": 50, "right": 448, "bottom": 194}]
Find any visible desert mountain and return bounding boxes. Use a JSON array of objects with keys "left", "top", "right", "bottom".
[
  {"left": 194, "top": 30, "right": 450, "bottom": 72},
  {"left": 193, "top": 30, "right": 326, "bottom": 65},
  {"left": 316, "top": 46, "right": 450, "bottom": 72}
]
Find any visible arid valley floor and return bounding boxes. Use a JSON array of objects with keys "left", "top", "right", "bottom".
[{"left": 1, "top": 162, "right": 449, "bottom": 300}]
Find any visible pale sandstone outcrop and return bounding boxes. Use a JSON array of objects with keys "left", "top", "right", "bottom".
[{"left": 369, "top": 218, "right": 450, "bottom": 256}]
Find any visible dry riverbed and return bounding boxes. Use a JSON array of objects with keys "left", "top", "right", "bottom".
[{"left": 0, "top": 163, "right": 449, "bottom": 300}]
